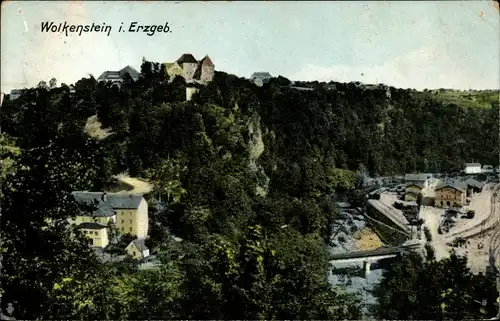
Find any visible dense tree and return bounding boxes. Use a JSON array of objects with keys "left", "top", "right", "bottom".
[
  {"left": 372, "top": 247, "right": 498, "bottom": 320},
  {"left": 1, "top": 60, "right": 498, "bottom": 319}
]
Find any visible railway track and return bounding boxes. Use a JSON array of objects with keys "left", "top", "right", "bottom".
[
  {"left": 446, "top": 184, "right": 500, "bottom": 242},
  {"left": 488, "top": 184, "right": 500, "bottom": 264}
]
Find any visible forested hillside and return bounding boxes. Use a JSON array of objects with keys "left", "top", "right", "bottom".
[{"left": 1, "top": 60, "right": 498, "bottom": 319}]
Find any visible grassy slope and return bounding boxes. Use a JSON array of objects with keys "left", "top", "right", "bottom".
[{"left": 430, "top": 89, "right": 499, "bottom": 109}]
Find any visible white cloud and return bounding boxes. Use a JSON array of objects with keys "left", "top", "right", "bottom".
[{"left": 290, "top": 45, "right": 499, "bottom": 90}]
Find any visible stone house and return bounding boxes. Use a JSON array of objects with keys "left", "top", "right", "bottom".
[
  {"left": 463, "top": 178, "right": 486, "bottom": 196},
  {"left": 404, "top": 183, "right": 423, "bottom": 202},
  {"left": 71, "top": 191, "right": 149, "bottom": 239},
  {"left": 78, "top": 222, "right": 109, "bottom": 248},
  {"left": 126, "top": 238, "right": 150, "bottom": 260},
  {"left": 434, "top": 181, "right": 467, "bottom": 208}
]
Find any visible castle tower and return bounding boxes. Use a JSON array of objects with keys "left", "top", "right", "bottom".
[
  {"left": 176, "top": 53, "right": 198, "bottom": 83},
  {"left": 199, "top": 55, "right": 215, "bottom": 83}
]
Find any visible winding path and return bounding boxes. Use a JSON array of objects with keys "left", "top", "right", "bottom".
[{"left": 115, "top": 173, "right": 153, "bottom": 194}]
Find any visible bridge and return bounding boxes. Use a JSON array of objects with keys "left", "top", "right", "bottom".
[{"left": 329, "top": 241, "right": 422, "bottom": 278}]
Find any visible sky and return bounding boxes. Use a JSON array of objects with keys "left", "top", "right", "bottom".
[{"left": 1, "top": 1, "right": 499, "bottom": 93}]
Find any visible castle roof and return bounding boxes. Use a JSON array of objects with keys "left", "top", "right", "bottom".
[
  {"left": 176, "top": 53, "right": 198, "bottom": 64},
  {"left": 200, "top": 55, "right": 214, "bottom": 66}
]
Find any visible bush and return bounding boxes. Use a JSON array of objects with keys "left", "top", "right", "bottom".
[{"left": 423, "top": 226, "right": 433, "bottom": 242}]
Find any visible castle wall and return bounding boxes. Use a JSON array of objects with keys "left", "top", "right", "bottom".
[
  {"left": 200, "top": 65, "right": 215, "bottom": 83},
  {"left": 186, "top": 87, "right": 199, "bottom": 101},
  {"left": 182, "top": 63, "right": 198, "bottom": 82}
]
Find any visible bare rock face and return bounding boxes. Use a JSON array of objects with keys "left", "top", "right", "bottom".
[
  {"left": 84, "top": 115, "right": 113, "bottom": 140},
  {"left": 247, "top": 114, "right": 269, "bottom": 197}
]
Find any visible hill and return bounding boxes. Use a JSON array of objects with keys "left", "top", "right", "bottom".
[{"left": 0, "top": 60, "right": 498, "bottom": 320}]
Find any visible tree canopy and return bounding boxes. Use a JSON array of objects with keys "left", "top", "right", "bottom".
[{"left": 1, "top": 59, "right": 498, "bottom": 319}]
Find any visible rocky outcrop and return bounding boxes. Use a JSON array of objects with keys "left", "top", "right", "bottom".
[{"left": 247, "top": 113, "right": 269, "bottom": 197}]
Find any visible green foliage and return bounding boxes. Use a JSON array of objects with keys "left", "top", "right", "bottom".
[
  {"left": 1, "top": 61, "right": 498, "bottom": 319},
  {"left": 372, "top": 249, "right": 499, "bottom": 320},
  {"left": 423, "top": 226, "right": 433, "bottom": 242}
]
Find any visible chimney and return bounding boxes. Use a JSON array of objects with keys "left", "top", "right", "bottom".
[{"left": 101, "top": 192, "right": 107, "bottom": 202}]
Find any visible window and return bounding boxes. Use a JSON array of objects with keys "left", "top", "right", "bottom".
[
  {"left": 129, "top": 227, "right": 132, "bottom": 232},
  {"left": 129, "top": 219, "right": 132, "bottom": 224},
  {"left": 121, "top": 227, "right": 124, "bottom": 232},
  {"left": 95, "top": 231, "right": 99, "bottom": 236},
  {"left": 121, "top": 220, "right": 124, "bottom": 223},
  {"left": 84, "top": 230, "right": 88, "bottom": 234}
]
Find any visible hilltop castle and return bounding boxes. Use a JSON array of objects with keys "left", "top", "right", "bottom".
[
  {"left": 165, "top": 53, "right": 215, "bottom": 101},
  {"left": 95, "top": 53, "right": 215, "bottom": 101},
  {"left": 165, "top": 53, "right": 215, "bottom": 85}
]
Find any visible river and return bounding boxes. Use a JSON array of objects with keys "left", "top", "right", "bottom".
[{"left": 327, "top": 206, "right": 384, "bottom": 319}]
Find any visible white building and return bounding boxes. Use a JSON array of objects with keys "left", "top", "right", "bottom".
[
  {"left": 404, "top": 173, "right": 434, "bottom": 188},
  {"left": 464, "top": 163, "right": 482, "bottom": 174},
  {"left": 97, "top": 65, "right": 140, "bottom": 84}
]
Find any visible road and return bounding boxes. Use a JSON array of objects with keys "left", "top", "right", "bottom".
[
  {"left": 115, "top": 173, "right": 153, "bottom": 194},
  {"left": 419, "top": 205, "right": 450, "bottom": 259}
]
